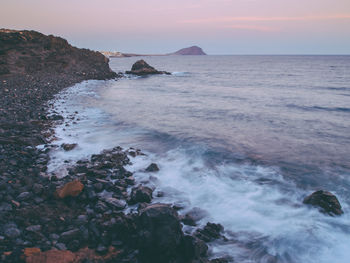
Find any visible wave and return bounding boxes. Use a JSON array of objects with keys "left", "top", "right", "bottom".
[{"left": 286, "top": 104, "right": 350, "bottom": 113}]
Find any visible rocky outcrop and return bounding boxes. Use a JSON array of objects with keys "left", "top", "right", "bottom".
[
  {"left": 0, "top": 29, "right": 117, "bottom": 79},
  {"left": 303, "top": 190, "right": 343, "bottom": 216},
  {"left": 145, "top": 163, "right": 159, "bottom": 172},
  {"left": 126, "top": 60, "right": 170, "bottom": 76},
  {"left": 172, "top": 46, "right": 207, "bottom": 55}
]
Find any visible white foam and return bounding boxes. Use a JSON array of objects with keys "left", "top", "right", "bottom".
[{"left": 46, "top": 80, "right": 350, "bottom": 263}]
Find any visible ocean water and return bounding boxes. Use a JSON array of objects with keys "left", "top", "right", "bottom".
[{"left": 47, "top": 55, "right": 350, "bottom": 263}]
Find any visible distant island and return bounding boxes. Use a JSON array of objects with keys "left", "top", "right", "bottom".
[
  {"left": 171, "top": 46, "right": 206, "bottom": 55},
  {"left": 101, "top": 45, "right": 207, "bottom": 58}
]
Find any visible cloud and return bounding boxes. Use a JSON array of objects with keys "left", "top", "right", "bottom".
[{"left": 225, "top": 25, "right": 279, "bottom": 32}]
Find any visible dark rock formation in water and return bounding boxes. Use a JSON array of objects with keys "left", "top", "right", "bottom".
[
  {"left": 145, "top": 163, "right": 159, "bottom": 172},
  {"left": 172, "top": 46, "right": 207, "bottom": 55},
  {"left": 303, "top": 190, "right": 343, "bottom": 216},
  {"left": 126, "top": 59, "right": 170, "bottom": 75},
  {"left": 0, "top": 29, "right": 117, "bottom": 79}
]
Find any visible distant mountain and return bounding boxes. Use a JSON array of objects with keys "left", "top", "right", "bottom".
[
  {"left": 172, "top": 46, "right": 207, "bottom": 55},
  {"left": 101, "top": 46, "right": 207, "bottom": 58}
]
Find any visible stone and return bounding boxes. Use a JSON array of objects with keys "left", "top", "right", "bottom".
[
  {"left": 0, "top": 203, "right": 12, "bottom": 211},
  {"left": 61, "top": 143, "right": 77, "bottom": 151},
  {"left": 145, "top": 163, "right": 159, "bottom": 172},
  {"left": 26, "top": 225, "right": 42, "bottom": 232},
  {"left": 26, "top": 249, "right": 75, "bottom": 263},
  {"left": 104, "top": 197, "right": 126, "bottom": 210},
  {"left": 303, "top": 190, "right": 343, "bottom": 216},
  {"left": 182, "top": 207, "right": 208, "bottom": 226},
  {"left": 194, "top": 222, "right": 224, "bottom": 242},
  {"left": 126, "top": 60, "right": 170, "bottom": 76},
  {"left": 55, "top": 180, "right": 84, "bottom": 198},
  {"left": 17, "top": 191, "right": 32, "bottom": 201},
  {"left": 23, "top": 247, "right": 41, "bottom": 257},
  {"left": 4, "top": 227, "right": 21, "bottom": 239},
  {"left": 55, "top": 243, "right": 67, "bottom": 250},
  {"left": 182, "top": 235, "right": 208, "bottom": 259},
  {"left": 129, "top": 185, "right": 153, "bottom": 204},
  {"left": 138, "top": 203, "right": 183, "bottom": 260},
  {"left": 59, "top": 228, "right": 80, "bottom": 243},
  {"left": 76, "top": 215, "right": 88, "bottom": 224},
  {"left": 32, "top": 183, "right": 44, "bottom": 195}
]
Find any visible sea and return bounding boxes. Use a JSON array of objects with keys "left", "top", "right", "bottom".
[{"left": 47, "top": 55, "right": 350, "bottom": 263}]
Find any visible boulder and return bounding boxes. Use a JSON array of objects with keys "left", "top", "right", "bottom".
[
  {"left": 194, "top": 222, "right": 224, "bottom": 242},
  {"left": 126, "top": 60, "right": 170, "bottom": 76},
  {"left": 138, "top": 203, "right": 184, "bottom": 261},
  {"left": 129, "top": 185, "right": 153, "bottom": 204},
  {"left": 61, "top": 143, "right": 77, "bottom": 151},
  {"left": 145, "top": 163, "right": 159, "bottom": 172},
  {"left": 182, "top": 207, "right": 208, "bottom": 226},
  {"left": 55, "top": 180, "right": 84, "bottom": 198},
  {"left": 303, "top": 190, "right": 343, "bottom": 216}
]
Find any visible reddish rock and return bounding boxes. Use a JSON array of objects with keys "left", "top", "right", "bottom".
[
  {"left": 55, "top": 180, "right": 84, "bottom": 198},
  {"left": 25, "top": 247, "right": 121, "bottom": 263}
]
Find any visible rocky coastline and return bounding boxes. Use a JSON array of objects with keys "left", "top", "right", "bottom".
[{"left": 0, "top": 29, "right": 228, "bottom": 262}]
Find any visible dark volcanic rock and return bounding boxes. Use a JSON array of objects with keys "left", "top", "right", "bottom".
[
  {"left": 303, "top": 190, "right": 343, "bottom": 216},
  {"left": 137, "top": 203, "right": 184, "bottom": 261},
  {"left": 172, "top": 46, "right": 207, "bottom": 55},
  {"left": 145, "top": 163, "right": 159, "bottom": 172},
  {"left": 129, "top": 185, "right": 153, "bottom": 204},
  {"left": 126, "top": 59, "right": 170, "bottom": 75},
  {"left": 195, "top": 222, "right": 224, "bottom": 242},
  {"left": 0, "top": 29, "right": 117, "bottom": 79},
  {"left": 61, "top": 143, "right": 77, "bottom": 151}
]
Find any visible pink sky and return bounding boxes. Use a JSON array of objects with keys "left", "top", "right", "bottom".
[{"left": 1, "top": 0, "right": 350, "bottom": 54}]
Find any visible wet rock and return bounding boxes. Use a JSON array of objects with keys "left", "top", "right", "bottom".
[
  {"left": 61, "top": 143, "right": 77, "bottom": 151},
  {"left": 104, "top": 197, "right": 126, "bottom": 210},
  {"left": 49, "top": 114, "right": 64, "bottom": 120},
  {"left": 138, "top": 203, "right": 184, "bottom": 261},
  {"left": 0, "top": 203, "right": 12, "bottom": 211},
  {"left": 125, "top": 176, "right": 135, "bottom": 185},
  {"left": 76, "top": 215, "right": 88, "bottom": 224},
  {"left": 210, "top": 257, "right": 231, "bottom": 263},
  {"left": 55, "top": 242, "right": 67, "bottom": 250},
  {"left": 32, "top": 183, "right": 44, "bottom": 195},
  {"left": 182, "top": 207, "right": 208, "bottom": 226},
  {"left": 145, "top": 163, "right": 159, "bottom": 172},
  {"left": 55, "top": 180, "right": 84, "bottom": 198},
  {"left": 126, "top": 60, "right": 170, "bottom": 76},
  {"left": 95, "top": 200, "right": 109, "bottom": 213},
  {"left": 129, "top": 185, "right": 153, "bottom": 204},
  {"left": 182, "top": 235, "right": 208, "bottom": 259},
  {"left": 303, "top": 190, "right": 343, "bottom": 216},
  {"left": 59, "top": 228, "right": 80, "bottom": 243},
  {"left": 26, "top": 225, "right": 42, "bottom": 232},
  {"left": 17, "top": 191, "right": 32, "bottom": 201},
  {"left": 96, "top": 244, "right": 108, "bottom": 254},
  {"left": 4, "top": 227, "right": 21, "bottom": 239},
  {"left": 195, "top": 222, "right": 224, "bottom": 242},
  {"left": 93, "top": 182, "right": 104, "bottom": 192}
]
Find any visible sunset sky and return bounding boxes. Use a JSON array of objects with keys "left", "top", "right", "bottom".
[{"left": 1, "top": 0, "right": 350, "bottom": 54}]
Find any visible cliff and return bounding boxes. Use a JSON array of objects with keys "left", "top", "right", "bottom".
[{"left": 0, "top": 29, "right": 116, "bottom": 79}]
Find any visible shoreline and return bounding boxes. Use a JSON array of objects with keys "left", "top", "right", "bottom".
[{"left": 0, "top": 30, "right": 227, "bottom": 262}]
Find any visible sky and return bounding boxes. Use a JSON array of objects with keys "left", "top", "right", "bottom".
[{"left": 1, "top": 0, "right": 350, "bottom": 54}]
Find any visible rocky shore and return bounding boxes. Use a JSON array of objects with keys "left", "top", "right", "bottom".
[{"left": 0, "top": 29, "right": 229, "bottom": 262}]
